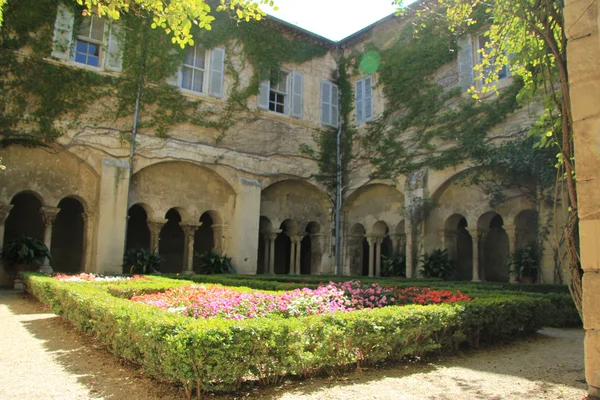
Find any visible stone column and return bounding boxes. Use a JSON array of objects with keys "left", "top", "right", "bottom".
[
  {"left": 405, "top": 230, "right": 414, "bottom": 278},
  {"left": 262, "top": 232, "right": 270, "bottom": 273},
  {"left": 375, "top": 238, "right": 382, "bottom": 277},
  {"left": 268, "top": 230, "right": 280, "bottom": 274},
  {"left": 147, "top": 219, "right": 168, "bottom": 253},
  {"left": 389, "top": 234, "right": 401, "bottom": 253},
  {"left": 288, "top": 234, "right": 296, "bottom": 275},
  {"left": 471, "top": 229, "right": 481, "bottom": 282},
  {"left": 0, "top": 204, "right": 14, "bottom": 251},
  {"left": 80, "top": 212, "right": 92, "bottom": 272},
  {"left": 505, "top": 225, "right": 517, "bottom": 283},
  {"left": 40, "top": 207, "right": 60, "bottom": 273},
  {"left": 180, "top": 222, "right": 201, "bottom": 275},
  {"left": 366, "top": 235, "right": 376, "bottom": 277},
  {"left": 294, "top": 235, "right": 302, "bottom": 275},
  {"left": 212, "top": 224, "right": 228, "bottom": 254}
]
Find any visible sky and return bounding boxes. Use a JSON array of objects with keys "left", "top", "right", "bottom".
[{"left": 264, "top": 0, "right": 416, "bottom": 41}]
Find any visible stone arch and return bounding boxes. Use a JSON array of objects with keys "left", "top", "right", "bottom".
[
  {"left": 478, "top": 212, "right": 510, "bottom": 282},
  {"left": 0, "top": 147, "right": 98, "bottom": 212},
  {"left": 51, "top": 197, "right": 86, "bottom": 273},
  {"left": 514, "top": 209, "right": 538, "bottom": 250},
  {"left": 4, "top": 192, "right": 45, "bottom": 248},
  {"left": 371, "top": 220, "right": 389, "bottom": 237},
  {"left": 257, "top": 216, "right": 273, "bottom": 274},
  {"left": 346, "top": 223, "right": 368, "bottom": 276},
  {"left": 130, "top": 161, "right": 236, "bottom": 225},
  {"left": 274, "top": 220, "right": 293, "bottom": 274},
  {"left": 261, "top": 179, "right": 331, "bottom": 229},
  {"left": 300, "top": 221, "right": 322, "bottom": 275},
  {"left": 126, "top": 204, "right": 151, "bottom": 252},
  {"left": 444, "top": 214, "right": 472, "bottom": 281},
  {"left": 343, "top": 183, "right": 404, "bottom": 232},
  {"left": 159, "top": 208, "right": 185, "bottom": 273}
]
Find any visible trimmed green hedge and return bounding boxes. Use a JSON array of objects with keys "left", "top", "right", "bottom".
[{"left": 24, "top": 273, "right": 576, "bottom": 398}]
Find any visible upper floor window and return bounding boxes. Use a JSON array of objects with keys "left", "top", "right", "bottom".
[
  {"left": 321, "top": 81, "right": 339, "bottom": 127},
  {"left": 168, "top": 46, "right": 225, "bottom": 97},
  {"left": 258, "top": 70, "right": 303, "bottom": 118},
  {"left": 51, "top": 3, "right": 123, "bottom": 72},
  {"left": 181, "top": 44, "right": 207, "bottom": 93},
  {"left": 269, "top": 71, "right": 288, "bottom": 113},
  {"left": 74, "top": 15, "right": 105, "bottom": 67},
  {"left": 474, "top": 35, "right": 509, "bottom": 83},
  {"left": 355, "top": 76, "right": 373, "bottom": 123}
]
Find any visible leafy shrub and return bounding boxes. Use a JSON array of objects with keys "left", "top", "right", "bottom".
[
  {"left": 194, "top": 250, "right": 235, "bottom": 274},
  {"left": 420, "top": 249, "right": 457, "bottom": 279},
  {"left": 3, "top": 236, "right": 51, "bottom": 269},
  {"left": 381, "top": 252, "right": 406, "bottom": 277},
  {"left": 122, "top": 248, "right": 163, "bottom": 274},
  {"left": 23, "top": 273, "right": 578, "bottom": 398},
  {"left": 23, "top": 273, "right": 572, "bottom": 398},
  {"left": 506, "top": 246, "right": 540, "bottom": 281}
]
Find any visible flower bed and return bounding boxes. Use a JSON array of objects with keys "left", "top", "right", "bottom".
[
  {"left": 54, "top": 273, "right": 149, "bottom": 282},
  {"left": 23, "top": 273, "right": 573, "bottom": 398},
  {"left": 131, "top": 281, "right": 471, "bottom": 320}
]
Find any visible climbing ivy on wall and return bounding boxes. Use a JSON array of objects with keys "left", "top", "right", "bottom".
[{"left": 0, "top": 0, "right": 328, "bottom": 146}]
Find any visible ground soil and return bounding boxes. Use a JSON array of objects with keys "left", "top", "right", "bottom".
[{"left": 0, "top": 290, "right": 589, "bottom": 400}]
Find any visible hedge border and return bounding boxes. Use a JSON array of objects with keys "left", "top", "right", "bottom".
[{"left": 24, "top": 273, "right": 573, "bottom": 398}]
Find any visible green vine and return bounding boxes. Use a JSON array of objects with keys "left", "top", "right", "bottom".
[{"left": 0, "top": 0, "right": 328, "bottom": 147}]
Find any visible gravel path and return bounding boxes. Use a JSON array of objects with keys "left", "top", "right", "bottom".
[{"left": 0, "top": 290, "right": 589, "bottom": 400}]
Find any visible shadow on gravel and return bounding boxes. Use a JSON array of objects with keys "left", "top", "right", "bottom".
[
  {"left": 1, "top": 290, "right": 587, "bottom": 400},
  {"left": 1, "top": 290, "right": 184, "bottom": 400}
]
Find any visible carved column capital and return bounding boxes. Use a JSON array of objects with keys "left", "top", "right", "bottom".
[
  {"left": 147, "top": 218, "right": 168, "bottom": 235},
  {"left": 268, "top": 229, "right": 282, "bottom": 241},
  {"left": 40, "top": 206, "right": 61, "bottom": 226},
  {"left": 0, "top": 204, "right": 13, "bottom": 224},
  {"left": 211, "top": 224, "right": 228, "bottom": 233},
  {"left": 179, "top": 221, "right": 201, "bottom": 237}
]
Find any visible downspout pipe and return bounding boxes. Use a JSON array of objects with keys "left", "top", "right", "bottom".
[{"left": 334, "top": 46, "right": 343, "bottom": 276}]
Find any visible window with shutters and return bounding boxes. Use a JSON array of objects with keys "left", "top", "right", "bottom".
[
  {"left": 74, "top": 15, "right": 105, "bottom": 67},
  {"left": 258, "top": 70, "right": 302, "bottom": 118},
  {"left": 354, "top": 76, "right": 373, "bottom": 123},
  {"left": 321, "top": 81, "right": 339, "bottom": 127},
  {"left": 175, "top": 46, "right": 225, "bottom": 97},
  {"left": 474, "top": 35, "right": 509, "bottom": 85},
  {"left": 181, "top": 44, "right": 206, "bottom": 93},
  {"left": 269, "top": 71, "right": 288, "bottom": 114}
]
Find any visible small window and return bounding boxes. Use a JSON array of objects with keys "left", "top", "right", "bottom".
[
  {"left": 269, "top": 71, "right": 288, "bottom": 114},
  {"left": 355, "top": 76, "right": 373, "bottom": 123},
  {"left": 321, "top": 81, "right": 339, "bottom": 127},
  {"left": 475, "top": 35, "right": 509, "bottom": 83},
  {"left": 74, "top": 15, "right": 105, "bottom": 67},
  {"left": 181, "top": 44, "right": 206, "bottom": 93}
]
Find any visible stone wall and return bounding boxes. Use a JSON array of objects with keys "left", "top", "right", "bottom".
[{"left": 565, "top": 0, "right": 600, "bottom": 396}]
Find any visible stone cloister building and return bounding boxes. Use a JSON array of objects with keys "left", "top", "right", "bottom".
[{"left": 0, "top": 3, "right": 557, "bottom": 285}]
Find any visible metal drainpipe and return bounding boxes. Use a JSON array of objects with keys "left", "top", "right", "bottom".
[
  {"left": 122, "top": 37, "right": 146, "bottom": 258},
  {"left": 334, "top": 46, "right": 343, "bottom": 276}
]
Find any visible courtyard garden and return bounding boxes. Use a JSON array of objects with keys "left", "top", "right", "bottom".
[{"left": 23, "top": 272, "right": 580, "bottom": 399}]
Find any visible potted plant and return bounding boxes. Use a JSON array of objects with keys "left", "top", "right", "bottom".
[
  {"left": 420, "top": 249, "right": 457, "bottom": 280},
  {"left": 2, "top": 236, "right": 51, "bottom": 288},
  {"left": 194, "top": 249, "right": 235, "bottom": 274},
  {"left": 381, "top": 252, "right": 406, "bottom": 277},
  {"left": 122, "top": 248, "right": 163, "bottom": 274},
  {"left": 506, "top": 246, "right": 540, "bottom": 284}
]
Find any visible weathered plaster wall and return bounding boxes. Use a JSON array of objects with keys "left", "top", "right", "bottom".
[{"left": 565, "top": 0, "right": 600, "bottom": 396}]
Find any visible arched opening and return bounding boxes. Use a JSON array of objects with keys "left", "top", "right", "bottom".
[
  {"left": 126, "top": 204, "right": 150, "bottom": 251},
  {"left": 193, "top": 212, "right": 214, "bottom": 272},
  {"left": 482, "top": 213, "right": 510, "bottom": 282},
  {"left": 274, "top": 220, "right": 293, "bottom": 274},
  {"left": 300, "top": 235, "right": 311, "bottom": 275},
  {"left": 159, "top": 209, "right": 184, "bottom": 273},
  {"left": 444, "top": 214, "right": 472, "bottom": 281},
  {"left": 515, "top": 210, "right": 538, "bottom": 250},
  {"left": 362, "top": 238, "right": 370, "bottom": 276},
  {"left": 347, "top": 224, "right": 366, "bottom": 276},
  {"left": 257, "top": 216, "right": 272, "bottom": 274},
  {"left": 51, "top": 197, "right": 85, "bottom": 273},
  {"left": 4, "top": 192, "right": 45, "bottom": 248}
]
